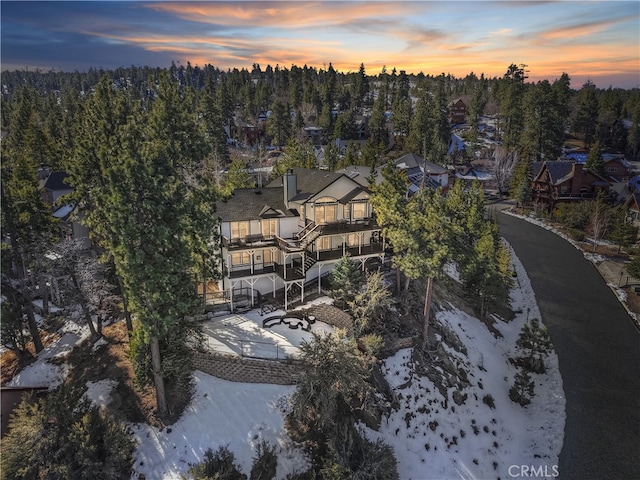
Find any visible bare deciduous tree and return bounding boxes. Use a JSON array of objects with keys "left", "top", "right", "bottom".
[{"left": 491, "top": 146, "right": 519, "bottom": 195}]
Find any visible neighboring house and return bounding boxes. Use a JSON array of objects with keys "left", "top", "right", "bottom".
[
  {"left": 52, "top": 202, "right": 91, "bottom": 249},
  {"left": 216, "top": 168, "right": 384, "bottom": 310},
  {"left": 454, "top": 164, "right": 493, "bottom": 182},
  {"left": 41, "top": 171, "right": 73, "bottom": 205},
  {"left": 623, "top": 191, "right": 640, "bottom": 225},
  {"left": 383, "top": 153, "right": 450, "bottom": 194},
  {"left": 603, "top": 156, "right": 632, "bottom": 183},
  {"left": 302, "top": 126, "right": 325, "bottom": 143},
  {"left": 447, "top": 98, "right": 467, "bottom": 124},
  {"left": 531, "top": 161, "right": 610, "bottom": 209},
  {"left": 40, "top": 170, "right": 91, "bottom": 248}
]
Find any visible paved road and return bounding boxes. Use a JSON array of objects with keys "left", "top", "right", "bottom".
[{"left": 498, "top": 212, "right": 640, "bottom": 480}]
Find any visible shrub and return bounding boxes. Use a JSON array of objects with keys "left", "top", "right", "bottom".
[
  {"left": 566, "top": 228, "right": 586, "bottom": 242},
  {"left": 188, "top": 445, "right": 247, "bottom": 480},
  {"left": 509, "top": 369, "right": 535, "bottom": 406},
  {"left": 250, "top": 441, "right": 277, "bottom": 480},
  {"left": 1, "top": 384, "right": 135, "bottom": 480},
  {"left": 516, "top": 319, "right": 553, "bottom": 374},
  {"left": 482, "top": 394, "right": 495, "bottom": 409},
  {"left": 358, "top": 334, "right": 385, "bottom": 359},
  {"left": 553, "top": 202, "right": 593, "bottom": 230},
  {"left": 626, "top": 257, "right": 640, "bottom": 279}
]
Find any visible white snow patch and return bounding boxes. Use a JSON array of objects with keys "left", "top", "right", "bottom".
[
  {"left": 130, "top": 372, "right": 308, "bottom": 480},
  {"left": 364, "top": 244, "right": 565, "bottom": 479},
  {"left": 85, "top": 379, "right": 118, "bottom": 408}
]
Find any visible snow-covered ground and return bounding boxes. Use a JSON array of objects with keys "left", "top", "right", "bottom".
[
  {"left": 366, "top": 247, "right": 565, "bottom": 479},
  {"left": 3, "top": 247, "right": 565, "bottom": 480},
  {"left": 201, "top": 305, "right": 334, "bottom": 359}
]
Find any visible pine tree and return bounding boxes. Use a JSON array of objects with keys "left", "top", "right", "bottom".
[
  {"left": 200, "top": 77, "right": 230, "bottom": 165},
  {"left": 348, "top": 270, "right": 392, "bottom": 336},
  {"left": 67, "top": 74, "right": 217, "bottom": 418},
  {"left": 608, "top": 207, "right": 638, "bottom": 253},
  {"left": 510, "top": 157, "right": 533, "bottom": 208},
  {"left": 266, "top": 99, "right": 291, "bottom": 147},
  {"left": 516, "top": 319, "right": 553, "bottom": 373},
  {"left": 288, "top": 334, "right": 373, "bottom": 468},
  {"left": 429, "top": 75, "right": 450, "bottom": 165},
  {"left": 574, "top": 81, "right": 600, "bottom": 148},
  {"left": 329, "top": 255, "right": 364, "bottom": 309},
  {"left": 220, "top": 157, "right": 255, "bottom": 198},
  {"left": 521, "top": 80, "right": 564, "bottom": 162},
  {"left": 585, "top": 141, "right": 605, "bottom": 176},
  {"left": 509, "top": 369, "right": 535, "bottom": 406},
  {"left": 496, "top": 64, "right": 526, "bottom": 151},
  {"left": 1, "top": 384, "right": 135, "bottom": 479}
]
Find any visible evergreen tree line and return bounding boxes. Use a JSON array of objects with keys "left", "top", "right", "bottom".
[
  {"left": 3, "top": 63, "right": 638, "bottom": 177},
  {"left": 1, "top": 73, "right": 221, "bottom": 420}
]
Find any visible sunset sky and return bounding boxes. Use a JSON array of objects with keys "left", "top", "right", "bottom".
[{"left": 2, "top": 1, "right": 639, "bottom": 89}]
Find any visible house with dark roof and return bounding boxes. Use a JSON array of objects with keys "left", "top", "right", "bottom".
[
  {"left": 216, "top": 167, "right": 384, "bottom": 310},
  {"left": 531, "top": 161, "right": 610, "bottom": 209},
  {"left": 379, "top": 153, "right": 449, "bottom": 195},
  {"left": 41, "top": 171, "right": 73, "bottom": 205},
  {"left": 447, "top": 98, "right": 467, "bottom": 124}
]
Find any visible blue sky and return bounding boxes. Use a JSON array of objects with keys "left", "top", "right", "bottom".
[{"left": 2, "top": 1, "right": 639, "bottom": 88}]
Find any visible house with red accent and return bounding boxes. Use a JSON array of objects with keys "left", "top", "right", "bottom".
[
  {"left": 447, "top": 98, "right": 467, "bottom": 124},
  {"left": 531, "top": 161, "right": 610, "bottom": 209}
]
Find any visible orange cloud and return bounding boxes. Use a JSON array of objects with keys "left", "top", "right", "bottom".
[{"left": 145, "top": 1, "right": 417, "bottom": 30}]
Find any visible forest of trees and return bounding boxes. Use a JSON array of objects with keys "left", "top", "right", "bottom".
[{"left": 1, "top": 61, "right": 638, "bottom": 475}]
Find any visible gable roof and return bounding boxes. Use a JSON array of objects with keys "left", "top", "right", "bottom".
[
  {"left": 336, "top": 165, "right": 373, "bottom": 187},
  {"left": 533, "top": 161, "right": 574, "bottom": 184},
  {"left": 43, "top": 172, "right": 72, "bottom": 191},
  {"left": 624, "top": 191, "right": 640, "bottom": 212},
  {"left": 266, "top": 167, "right": 347, "bottom": 202},
  {"left": 216, "top": 187, "right": 297, "bottom": 222},
  {"left": 393, "top": 153, "right": 448, "bottom": 175}
]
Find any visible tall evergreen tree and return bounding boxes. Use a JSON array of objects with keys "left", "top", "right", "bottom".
[
  {"left": 574, "top": 80, "right": 599, "bottom": 148},
  {"left": 266, "top": 99, "right": 291, "bottom": 146},
  {"left": 496, "top": 64, "right": 526, "bottom": 150},
  {"left": 585, "top": 141, "right": 605, "bottom": 176},
  {"left": 521, "top": 80, "right": 564, "bottom": 161}
]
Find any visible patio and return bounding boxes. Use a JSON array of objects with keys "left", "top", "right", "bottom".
[{"left": 200, "top": 305, "right": 334, "bottom": 360}]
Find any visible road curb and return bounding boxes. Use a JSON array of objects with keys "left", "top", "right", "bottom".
[{"left": 500, "top": 209, "right": 640, "bottom": 332}]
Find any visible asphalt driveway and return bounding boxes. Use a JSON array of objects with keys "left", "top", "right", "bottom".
[{"left": 498, "top": 212, "right": 640, "bottom": 480}]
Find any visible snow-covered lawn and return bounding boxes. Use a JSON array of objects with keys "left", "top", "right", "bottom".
[
  {"left": 3, "top": 250, "right": 565, "bottom": 480},
  {"left": 366, "top": 248, "right": 565, "bottom": 479}
]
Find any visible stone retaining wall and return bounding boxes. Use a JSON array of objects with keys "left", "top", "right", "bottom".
[{"left": 193, "top": 350, "right": 304, "bottom": 385}]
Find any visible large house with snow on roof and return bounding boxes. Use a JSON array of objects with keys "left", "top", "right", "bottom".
[{"left": 215, "top": 167, "right": 385, "bottom": 310}]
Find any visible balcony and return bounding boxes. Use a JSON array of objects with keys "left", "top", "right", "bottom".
[
  {"left": 225, "top": 262, "right": 305, "bottom": 281},
  {"left": 222, "top": 235, "right": 278, "bottom": 250},
  {"left": 314, "top": 243, "right": 384, "bottom": 262}
]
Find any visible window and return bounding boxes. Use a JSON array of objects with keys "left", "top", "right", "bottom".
[
  {"left": 315, "top": 203, "right": 337, "bottom": 224},
  {"left": 262, "top": 249, "right": 274, "bottom": 264},
  {"left": 230, "top": 221, "right": 249, "bottom": 240},
  {"left": 607, "top": 167, "right": 617, "bottom": 173},
  {"left": 347, "top": 233, "right": 359, "bottom": 247},
  {"left": 351, "top": 201, "right": 367, "bottom": 219},
  {"left": 317, "top": 236, "right": 331, "bottom": 251},
  {"left": 231, "top": 252, "right": 251, "bottom": 266},
  {"left": 343, "top": 204, "right": 350, "bottom": 219},
  {"left": 262, "top": 219, "right": 277, "bottom": 237}
]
